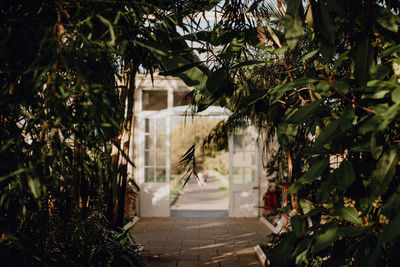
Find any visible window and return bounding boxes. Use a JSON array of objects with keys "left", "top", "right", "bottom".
[
  {"left": 173, "top": 91, "right": 192, "bottom": 106},
  {"left": 142, "top": 90, "right": 168, "bottom": 110},
  {"left": 144, "top": 118, "right": 167, "bottom": 183},
  {"left": 232, "top": 128, "right": 256, "bottom": 184}
]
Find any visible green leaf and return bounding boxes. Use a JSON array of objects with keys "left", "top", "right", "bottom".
[
  {"left": 370, "top": 148, "right": 400, "bottom": 197},
  {"left": 28, "top": 177, "right": 41, "bottom": 199},
  {"left": 317, "top": 173, "right": 336, "bottom": 202},
  {"left": 134, "top": 40, "right": 168, "bottom": 56},
  {"left": 299, "top": 199, "right": 314, "bottom": 215},
  {"left": 270, "top": 232, "right": 297, "bottom": 267},
  {"left": 314, "top": 119, "right": 341, "bottom": 148},
  {"left": 319, "top": 3, "right": 336, "bottom": 44},
  {"left": 370, "top": 131, "right": 383, "bottom": 160},
  {"left": 392, "top": 87, "right": 400, "bottom": 103},
  {"left": 334, "top": 81, "right": 349, "bottom": 94},
  {"left": 378, "top": 104, "right": 400, "bottom": 131},
  {"left": 159, "top": 61, "right": 203, "bottom": 76},
  {"left": 370, "top": 65, "right": 390, "bottom": 80},
  {"left": 295, "top": 249, "right": 308, "bottom": 265},
  {"left": 335, "top": 161, "right": 356, "bottom": 191},
  {"left": 286, "top": 99, "right": 323, "bottom": 123},
  {"left": 205, "top": 68, "right": 225, "bottom": 95},
  {"left": 337, "top": 226, "right": 369, "bottom": 238},
  {"left": 291, "top": 215, "right": 304, "bottom": 237},
  {"left": 334, "top": 203, "right": 362, "bottom": 224},
  {"left": 287, "top": 180, "right": 303, "bottom": 194},
  {"left": 299, "top": 158, "right": 329, "bottom": 184},
  {"left": 266, "top": 24, "right": 282, "bottom": 47},
  {"left": 367, "top": 80, "right": 397, "bottom": 89},
  {"left": 354, "top": 36, "right": 372, "bottom": 86},
  {"left": 373, "top": 7, "right": 399, "bottom": 33},
  {"left": 0, "top": 168, "right": 26, "bottom": 183},
  {"left": 380, "top": 44, "right": 400, "bottom": 58},
  {"left": 380, "top": 215, "right": 400, "bottom": 242},
  {"left": 270, "top": 77, "right": 317, "bottom": 104},
  {"left": 284, "top": 0, "right": 304, "bottom": 49},
  {"left": 96, "top": 15, "right": 116, "bottom": 47},
  {"left": 332, "top": 50, "right": 350, "bottom": 70},
  {"left": 301, "top": 49, "right": 319, "bottom": 63},
  {"left": 277, "top": 122, "right": 298, "bottom": 146},
  {"left": 230, "top": 60, "right": 263, "bottom": 69},
  {"left": 292, "top": 236, "right": 313, "bottom": 263},
  {"left": 312, "top": 226, "right": 339, "bottom": 253},
  {"left": 288, "top": 158, "right": 330, "bottom": 195},
  {"left": 359, "top": 115, "right": 381, "bottom": 135}
]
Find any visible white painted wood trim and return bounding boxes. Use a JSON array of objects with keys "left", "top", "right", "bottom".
[
  {"left": 123, "top": 216, "right": 140, "bottom": 231},
  {"left": 254, "top": 245, "right": 267, "bottom": 267},
  {"left": 260, "top": 216, "right": 286, "bottom": 234}
]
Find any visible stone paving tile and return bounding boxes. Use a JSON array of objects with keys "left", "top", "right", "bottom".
[{"left": 132, "top": 217, "right": 270, "bottom": 267}]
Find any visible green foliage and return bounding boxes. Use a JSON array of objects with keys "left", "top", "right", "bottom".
[
  {"left": 171, "top": 0, "right": 400, "bottom": 265},
  {"left": 0, "top": 0, "right": 219, "bottom": 265}
]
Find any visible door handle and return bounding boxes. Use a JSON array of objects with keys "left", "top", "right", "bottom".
[{"left": 253, "top": 186, "right": 259, "bottom": 190}]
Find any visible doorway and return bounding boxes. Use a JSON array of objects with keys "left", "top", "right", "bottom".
[
  {"left": 169, "top": 115, "right": 230, "bottom": 217},
  {"left": 134, "top": 75, "right": 261, "bottom": 218}
]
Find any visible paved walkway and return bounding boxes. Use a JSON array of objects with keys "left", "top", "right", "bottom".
[
  {"left": 132, "top": 217, "right": 271, "bottom": 266},
  {"left": 171, "top": 177, "right": 228, "bottom": 212}
]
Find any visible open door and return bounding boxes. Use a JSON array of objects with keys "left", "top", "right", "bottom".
[
  {"left": 229, "top": 127, "right": 259, "bottom": 217},
  {"left": 139, "top": 115, "right": 170, "bottom": 217}
]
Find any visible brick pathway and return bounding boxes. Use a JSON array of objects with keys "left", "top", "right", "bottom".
[{"left": 132, "top": 217, "right": 271, "bottom": 267}]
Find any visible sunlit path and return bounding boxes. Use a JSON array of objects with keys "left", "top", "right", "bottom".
[
  {"left": 132, "top": 217, "right": 270, "bottom": 267},
  {"left": 171, "top": 177, "right": 228, "bottom": 217}
]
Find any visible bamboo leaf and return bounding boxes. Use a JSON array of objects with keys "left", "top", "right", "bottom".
[
  {"left": 301, "top": 49, "right": 319, "bottom": 63},
  {"left": 373, "top": 7, "right": 398, "bottom": 33},
  {"left": 266, "top": 24, "right": 282, "bottom": 47},
  {"left": 286, "top": 99, "right": 323, "bottom": 123},
  {"left": 159, "top": 61, "right": 203, "bottom": 76},
  {"left": 28, "top": 177, "right": 41, "bottom": 199},
  {"left": 96, "top": 15, "right": 116, "bottom": 46}
]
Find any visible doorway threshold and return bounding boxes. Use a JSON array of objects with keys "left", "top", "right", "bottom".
[{"left": 171, "top": 210, "right": 228, "bottom": 217}]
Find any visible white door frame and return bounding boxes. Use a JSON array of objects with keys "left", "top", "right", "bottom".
[
  {"left": 134, "top": 76, "right": 261, "bottom": 217},
  {"left": 228, "top": 127, "right": 260, "bottom": 217}
]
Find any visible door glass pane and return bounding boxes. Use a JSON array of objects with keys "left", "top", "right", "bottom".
[
  {"left": 233, "top": 168, "right": 243, "bottom": 184},
  {"left": 233, "top": 152, "right": 244, "bottom": 167},
  {"left": 145, "top": 135, "right": 154, "bottom": 150},
  {"left": 233, "top": 134, "right": 243, "bottom": 151},
  {"left": 145, "top": 168, "right": 154, "bottom": 182},
  {"left": 244, "top": 168, "right": 254, "bottom": 183},
  {"left": 145, "top": 119, "right": 150, "bottom": 133},
  {"left": 243, "top": 152, "right": 254, "bottom": 166},
  {"left": 156, "top": 135, "right": 166, "bottom": 150},
  {"left": 156, "top": 119, "right": 166, "bottom": 135},
  {"left": 156, "top": 151, "right": 166, "bottom": 166},
  {"left": 145, "top": 118, "right": 155, "bottom": 134},
  {"left": 244, "top": 133, "right": 255, "bottom": 151},
  {"left": 173, "top": 91, "right": 192, "bottom": 106},
  {"left": 145, "top": 151, "right": 154, "bottom": 166},
  {"left": 156, "top": 168, "right": 166, "bottom": 183},
  {"left": 142, "top": 90, "right": 168, "bottom": 110}
]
